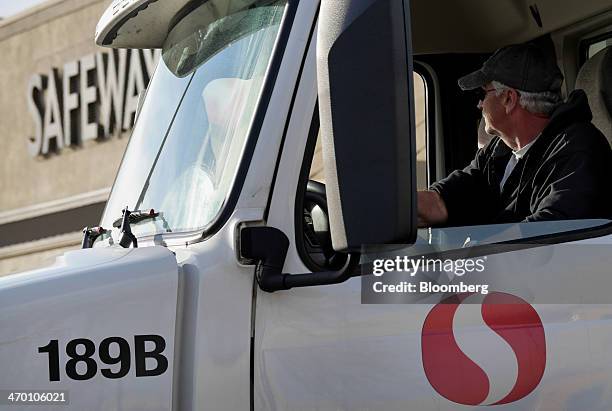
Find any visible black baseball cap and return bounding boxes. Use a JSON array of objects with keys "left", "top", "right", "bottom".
[{"left": 458, "top": 43, "right": 563, "bottom": 93}]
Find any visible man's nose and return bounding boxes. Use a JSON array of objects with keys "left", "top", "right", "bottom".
[{"left": 477, "top": 100, "right": 484, "bottom": 110}]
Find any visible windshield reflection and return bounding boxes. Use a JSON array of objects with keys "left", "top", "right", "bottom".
[{"left": 100, "top": 1, "right": 287, "bottom": 240}]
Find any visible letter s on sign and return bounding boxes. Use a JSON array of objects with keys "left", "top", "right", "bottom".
[{"left": 27, "top": 74, "right": 45, "bottom": 157}]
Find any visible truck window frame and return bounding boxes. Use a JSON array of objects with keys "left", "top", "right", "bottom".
[
  {"left": 579, "top": 30, "right": 612, "bottom": 66},
  {"left": 413, "top": 61, "right": 438, "bottom": 188},
  {"left": 294, "top": 103, "right": 324, "bottom": 272},
  {"left": 122, "top": 0, "right": 301, "bottom": 245},
  {"left": 191, "top": 0, "right": 299, "bottom": 244}
]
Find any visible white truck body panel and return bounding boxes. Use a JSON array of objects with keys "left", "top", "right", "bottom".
[
  {"left": 253, "top": 259, "right": 612, "bottom": 410},
  {"left": 0, "top": 246, "right": 178, "bottom": 410}
]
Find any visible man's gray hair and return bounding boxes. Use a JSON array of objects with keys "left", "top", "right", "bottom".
[{"left": 491, "top": 80, "right": 563, "bottom": 115}]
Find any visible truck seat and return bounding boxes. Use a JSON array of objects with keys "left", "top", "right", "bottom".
[{"left": 574, "top": 46, "right": 612, "bottom": 145}]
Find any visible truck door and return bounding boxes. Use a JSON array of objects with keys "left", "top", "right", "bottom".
[{"left": 252, "top": 1, "right": 612, "bottom": 410}]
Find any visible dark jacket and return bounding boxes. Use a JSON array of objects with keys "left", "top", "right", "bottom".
[{"left": 430, "top": 90, "right": 612, "bottom": 226}]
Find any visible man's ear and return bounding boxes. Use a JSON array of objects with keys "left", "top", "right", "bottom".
[{"left": 504, "top": 89, "right": 519, "bottom": 114}]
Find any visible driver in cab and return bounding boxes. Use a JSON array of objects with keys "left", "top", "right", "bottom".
[{"left": 418, "top": 42, "right": 612, "bottom": 227}]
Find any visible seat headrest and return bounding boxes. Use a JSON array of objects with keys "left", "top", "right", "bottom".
[{"left": 575, "top": 46, "right": 612, "bottom": 144}]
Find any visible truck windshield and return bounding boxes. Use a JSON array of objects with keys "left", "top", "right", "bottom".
[{"left": 100, "top": 0, "right": 287, "bottom": 238}]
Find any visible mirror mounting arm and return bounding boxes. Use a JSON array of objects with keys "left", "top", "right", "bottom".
[{"left": 240, "top": 226, "right": 358, "bottom": 293}]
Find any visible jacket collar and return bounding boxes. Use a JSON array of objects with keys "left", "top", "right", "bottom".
[
  {"left": 513, "top": 90, "right": 592, "bottom": 201},
  {"left": 543, "top": 89, "right": 592, "bottom": 137}
]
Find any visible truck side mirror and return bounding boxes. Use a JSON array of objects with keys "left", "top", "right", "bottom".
[
  {"left": 242, "top": 0, "right": 419, "bottom": 292},
  {"left": 317, "top": 0, "right": 418, "bottom": 252}
]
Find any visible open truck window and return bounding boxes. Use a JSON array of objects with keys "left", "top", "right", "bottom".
[{"left": 298, "top": 25, "right": 612, "bottom": 267}]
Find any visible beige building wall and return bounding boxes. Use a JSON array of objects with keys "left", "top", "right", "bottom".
[
  {"left": 0, "top": 0, "right": 126, "bottom": 211},
  {"left": 0, "top": 0, "right": 132, "bottom": 276}
]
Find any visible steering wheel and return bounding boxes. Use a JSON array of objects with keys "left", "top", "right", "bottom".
[{"left": 301, "top": 180, "right": 349, "bottom": 271}]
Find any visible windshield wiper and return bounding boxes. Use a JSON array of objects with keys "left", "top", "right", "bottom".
[
  {"left": 112, "top": 208, "right": 161, "bottom": 228},
  {"left": 112, "top": 207, "right": 172, "bottom": 248}
]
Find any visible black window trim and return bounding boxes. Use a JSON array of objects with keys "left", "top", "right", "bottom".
[
  {"left": 293, "top": 103, "right": 325, "bottom": 272},
  {"left": 578, "top": 30, "right": 612, "bottom": 66},
  {"left": 413, "top": 61, "right": 437, "bottom": 188}
]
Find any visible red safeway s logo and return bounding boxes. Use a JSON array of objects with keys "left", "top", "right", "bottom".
[{"left": 422, "top": 292, "right": 546, "bottom": 406}]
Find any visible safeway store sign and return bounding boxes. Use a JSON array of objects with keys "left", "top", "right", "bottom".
[{"left": 26, "top": 49, "right": 161, "bottom": 157}]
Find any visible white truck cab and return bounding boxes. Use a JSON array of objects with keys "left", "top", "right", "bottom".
[{"left": 2, "top": 0, "right": 612, "bottom": 409}]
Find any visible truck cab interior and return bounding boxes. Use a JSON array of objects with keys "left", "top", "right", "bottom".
[
  {"left": 412, "top": 0, "right": 612, "bottom": 178},
  {"left": 298, "top": 0, "right": 612, "bottom": 271}
]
